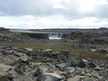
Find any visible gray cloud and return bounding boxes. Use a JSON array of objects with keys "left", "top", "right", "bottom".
[
  {"left": 0, "top": 0, "right": 81, "bottom": 18},
  {"left": 0, "top": 0, "right": 108, "bottom": 20},
  {"left": 0, "top": 0, "right": 55, "bottom": 16},
  {"left": 94, "top": 4, "right": 108, "bottom": 18}
]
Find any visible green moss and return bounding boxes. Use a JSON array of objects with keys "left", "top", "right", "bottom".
[
  {"left": 2, "top": 41, "right": 108, "bottom": 59},
  {"left": 71, "top": 48, "right": 108, "bottom": 59}
]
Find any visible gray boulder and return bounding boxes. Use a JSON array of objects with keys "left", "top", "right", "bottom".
[
  {"left": 13, "top": 75, "right": 35, "bottom": 81},
  {"left": 61, "top": 50, "right": 70, "bottom": 61},
  {"left": 70, "top": 57, "right": 86, "bottom": 68},
  {"left": 57, "top": 50, "right": 70, "bottom": 62},
  {"left": 94, "top": 66, "right": 101, "bottom": 71},
  {"left": 83, "top": 76, "right": 95, "bottom": 81},
  {"left": 2, "top": 55, "right": 18, "bottom": 65},
  {"left": 0, "top": 63, "right": 14, "bottom": 81},
  {"left": 37, "top": 74, "right": 62, "bottom": 81},
  {"left": 43, "top": 49, "right": 52, "bottom": 57},
  {"left": 56, "top": 62, "right": 72, "bottom": 71},
  {"left": 56, "top": 57, "right": 86, "bottom": 71}
]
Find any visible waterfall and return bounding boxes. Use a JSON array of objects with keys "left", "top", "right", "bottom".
[
  {"left": 9, "top": 29, "right": 63, "bottom": 40},
  {"left": 48, "top": 32, "right": 63, "bottom": 40}
]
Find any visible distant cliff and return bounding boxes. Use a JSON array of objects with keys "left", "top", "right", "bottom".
[
  {"left": 22, "top": 33, "right": 49, "bottom": 39},
  {"left": 0, "top": 27, "right": 9, "bottom": 31}
]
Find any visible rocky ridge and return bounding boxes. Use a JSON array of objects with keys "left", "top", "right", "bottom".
[
  {"left": 0, "top": 30, "right": 49, "bottom": 41},
  {"left": 0, "top": 31, "right": 32, "bottom": 41}
]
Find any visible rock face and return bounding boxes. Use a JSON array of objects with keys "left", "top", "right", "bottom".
[
  {"left": 0, "top": 30, "right": 49, "bottom": 42},
  {"left": 0, "top": 27, "right": 9, "bottom": 31},
  {"left": 0, "top": 46, "right": 107, "bottom": 81},
  {"left": 22, "top": 33, "right": 49, "bottom": 39},
  {"left": 0, "top": 31, "right": 31, "bottom": 41}
]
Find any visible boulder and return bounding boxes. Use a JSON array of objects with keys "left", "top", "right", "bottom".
[
  {"left": 94, "top": 66, "right": 101, "bottom": 71},
  {"left": 56, "top": 57, "right": 86, "bottom": 71},
  {"left": 20, "top": 53, "right": 28, "bottom": 61},
  {"left": 57, "top": 50, "right": 70, "bottom": 62},
  {"left": 0, "top": 64, "right": 14, "bottom": 81},
  {"left": 44, "top": 73, "right": 62, "bottom": 79},
  {"left": 56, "top": 62, "right": 72, "bottom": 71},
  {"left": 37, "top": 74, "right": 62, "bottom": 81},
  {"left": 14, "top": 67, "right": 25, "bottom": 75},
  {"left": 13, "top": 75, "right": 34, "bottom": 81},
  {"left": 34, "top": 65, "right": 48, "bottom": 76},
  {"left": 2, "top": 55, "right": 18, "bottom": 65},
  {"left": 7, "top": 69, "right": 16, "bottom": 81},
  {"left": 83, "top": 76, "right": 95, "bottom": 81},
  {"left": 24, "top": 48, "right": 33, "bottom": 52},
  {"left": 0, "top": 63, "right": 14, "bottom": 71},
  {"left": 0, "top": 70, "right": 9, "bottom": 81},
  {"left": 43, "top": 49, "right": 52, "bottom": 57},
  {"left": 70, "top": 57, "right": 86, "bottom": 68},
  {"left": 61, "top": 50, "right": 70, "bottom": 61}
]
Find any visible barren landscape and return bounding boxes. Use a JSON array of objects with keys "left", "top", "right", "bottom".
[
  {"left": 0, "top": 27, "right": 108, "bottom": 81},
  {"left": 1, "top": 0, "right": 108, "bottom": 81}
]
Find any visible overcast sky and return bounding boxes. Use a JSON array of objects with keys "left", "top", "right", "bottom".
[{"left": 0, "top": 0, "right": 108, "bottom": 29}]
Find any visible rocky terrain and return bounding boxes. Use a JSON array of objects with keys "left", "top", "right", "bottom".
[
  {"left": 0, "top": 46, "right": 108, "bottom": 81},
  {"left": 0, "top": 30, "right": 32, "bottom": 41},
  {"left": 0, "top": 27, "right": 108, "bottom": 81}
]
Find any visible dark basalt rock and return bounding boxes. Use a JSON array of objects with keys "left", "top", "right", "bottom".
[
  {"left": 43, "top": 49, "right": 52, "bottom": 58},
  {"left": 56, "top": 62, "right": 72, "bottom": 71},
  {"left": 88, "top": 61, "right": 96, "bottom": 68},
  {"left": 22, "top": 33, "right": 49, "bottom": 39},
  {"left": 70, "top": 57, "right": 86, "bottom": 68},
  {"left": 56, "top": 57, "right": 86, "bottom": 71}
]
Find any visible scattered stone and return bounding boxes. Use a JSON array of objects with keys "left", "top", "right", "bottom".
[{"left": 0, "top": 46, "right": 107, "bottom": 81}]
